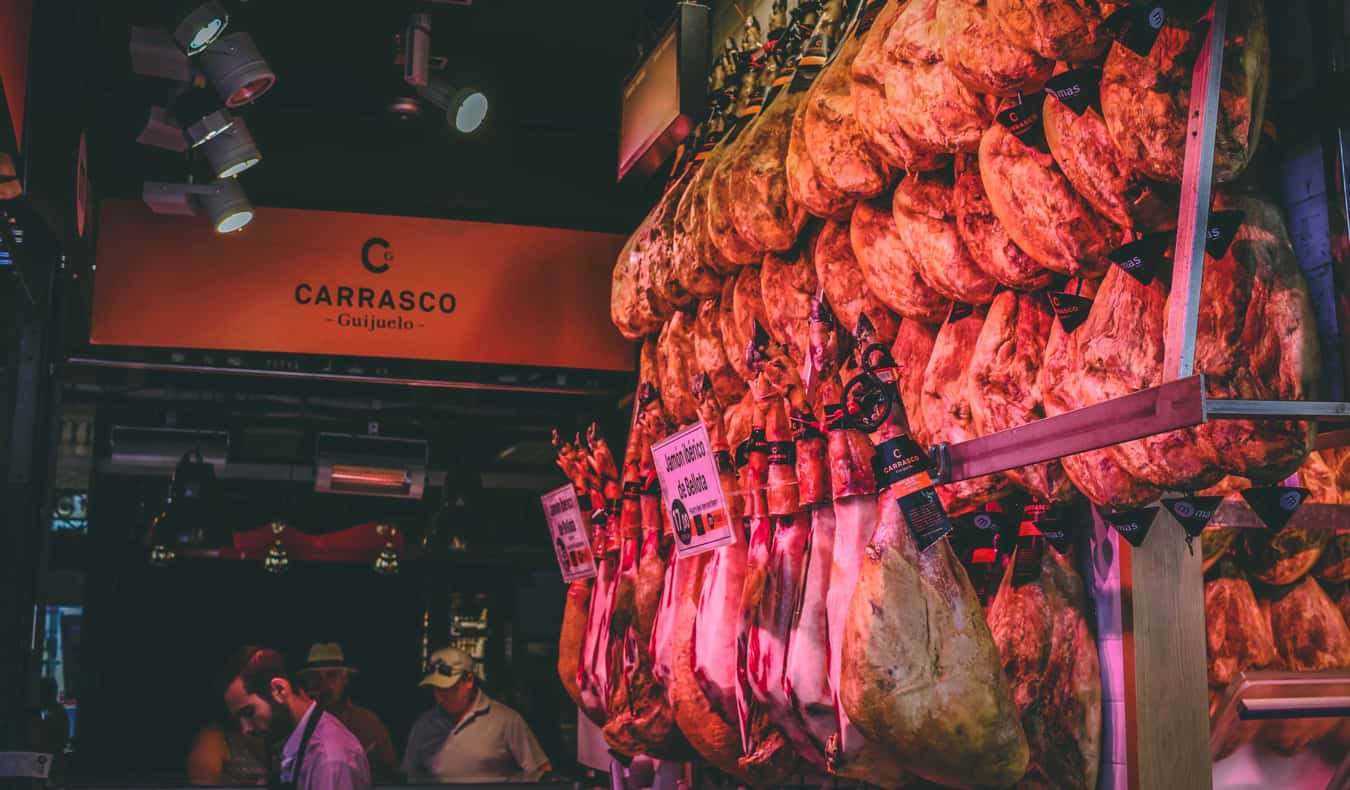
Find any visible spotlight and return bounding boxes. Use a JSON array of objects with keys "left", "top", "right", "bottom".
[
  {"left": 182, "top": 107, "right": 235, "bottom": 148},
  {"left": 172, "top": 1, "right": 230, "bottom": 55},
  {"left": 419, "top": 79, "right": 488, "bottom": 134},
  {"left": 143, "top": 179, "right": 255, "bottom": 233},
  {"left": 200, "top": 32, "right": 276, "bottom": 108},
  {"left": 403, "top": 13, "right": 432, "bottom": 89},
  {"left": 201, "top": 117, "right": 261, "bottom": 178}
]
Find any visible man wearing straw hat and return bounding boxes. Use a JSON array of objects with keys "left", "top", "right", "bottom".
[{"left": 297, "top": 642, "right": 399, "bottom": 782}]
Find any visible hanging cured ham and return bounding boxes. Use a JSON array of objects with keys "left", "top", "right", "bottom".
[
  {"left": 987, "top": 540, "right": 1101, "bottom": 789},
  {"left": 1260, "top": 577, "right": 1350, "bottom": 754},
  {"left": 1100, "top": 0, "right": 1269, "bottom": 183},
  {"left": 936, "top": 0, "right": 1053, "bottom": 96},
  {"left": 891, "top": 169, "right": 999, "bottom": 305},
  {"left": 812, "top": 218, "right": 900, "bottom": 343},
  {"left": 967, "top": 290, "right": 1079, "bottom": 504},
  {"left": 850, "top": 196, "right": 950, "bottom": 324},
  {"left": 988, "top": 0, "right": 1120, "bottom": 62},
  {"left": 978, "top": 120, "right": 1123, "bottom": 278},
  {"left": 952, "top": 155, "right": 1056, "bottom": 291},
  {"left": 921, "top": 304, "right": 1015, "bottom": 513},
  {"left": 1205, "top": 557, "right": 1275, "bottom": 759},
  {"left": 840, "top": 318, "right": 1028, "bottom": 787},
  {"left": 1040, "top": 278, "right": 1161, "bottom": 508}
]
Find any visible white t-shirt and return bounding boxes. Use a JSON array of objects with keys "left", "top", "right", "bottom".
[{"left": 402, "top": 693, "right": 550, "bottom": 783}]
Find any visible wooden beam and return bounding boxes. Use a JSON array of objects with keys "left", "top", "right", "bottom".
[{"left": 1123, "top": 509, "right": 1213, "bottom": 790}]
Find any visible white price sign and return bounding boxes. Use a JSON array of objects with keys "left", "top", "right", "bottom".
[
  {"left": 541, "top": 484, "right": 597, "bottom": 582},
  {"left": 651, "top": 421, "right": 736, "bottom": 558}
]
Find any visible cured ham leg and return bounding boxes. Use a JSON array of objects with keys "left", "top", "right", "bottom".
[
  {"left": 840, "top": 319, "right": 1028, "bottom": 788},
  {"left": 671, "top": 389, "right": 750, "bottom": 780},
  {"left": 987, "top": 538, "right": 1101, "bottom": 789},
  {"left": 553, "top": 432, "right": 599, "bottom": 721},
  {"left": 809, "top": 299, "right": 908, "bottom": 787}
]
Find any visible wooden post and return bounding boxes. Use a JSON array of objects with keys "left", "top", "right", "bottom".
[{"left": 1121, "top": 510, "right": 1212, "bottom": 790}]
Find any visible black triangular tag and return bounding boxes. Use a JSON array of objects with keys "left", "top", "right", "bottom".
[
  {"left": 1036, "top": 514, "right": 1073, "bottom": 554},
  {"left": 996, "top": 92, "right": 1046, "bottom": 147},
  {"left": 1047, "top": 291, "right": 1093, "bottom": 333},
  {"left": 1240, "top": 486, "right": 1309, "bottom": 532},
  {"left": 1204, "top": 209, "right": 1244, "bottom": 259},
  {"left": 1162, "top": 495, "right": 1225, "bottom": 539},
  {"left": 1043, "top": 68, "right": 1101, "bottom": 116},
  {"left": 1103, "top": 506, "right": 1159, "bottom": 547},
  {"left": 1103, "top": 1, "right": 1168, "bottom": 57},
  {"left": 1108, "top": 232, "right": 1173, "bottom": 285}
]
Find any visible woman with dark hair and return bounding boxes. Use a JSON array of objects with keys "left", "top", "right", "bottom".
[{"left": 186, "top": 651, "right": 268, "bottom": 786}]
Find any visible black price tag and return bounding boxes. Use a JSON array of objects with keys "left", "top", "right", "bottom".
[
  {"left": 1103, "top": 1, "right": 1168, "bottom": 57},
  {"left": 1043, "top": 68, "right": 1101, "bottom": 116},
  {"left": 1204, "top": 209, "right": 1244, "bottom": 259},
  {"left": 623, "top": 480, "right": 642, "bottom": 501},
  {"left": 1103, "top": 506, "right": 1159, "bottom": 547},
  {"left": 948, "top": 302, "right": 975, "bottom": 323},
  {"left": 897, "top": 487, "right": 953, "bottom": 552},
  {"left": 996, "top": 92, "right": 1046, "bottom": 147},
  {"left": 788, "top": 36, "right": 828, "bottom": 94},
  {"left": 767, "top": 440, "right": 797, "bottom": 466},
  {"left": 1011, "top": 530, "right": 1045, "bottom": 587},
  {"left": 1162, "top": 495, "right": 1225, "bottom": 539},
  {"left": 872, "top": 435, "right": 933, "bottom": 488},
  {"left": 1108, "top": 232, "right": 1173, "bottom": 285},
  {"left": 1240, "top": 486, "right": 1309, "bottom": 532},
  {"left": 1047, "top": 291, "right": 1094, "bottom": 333}
]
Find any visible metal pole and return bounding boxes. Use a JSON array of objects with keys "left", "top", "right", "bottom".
[{"left": 1162, "top": 0, "right": 1230, "bottom": 380}]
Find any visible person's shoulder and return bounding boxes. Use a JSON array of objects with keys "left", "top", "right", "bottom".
[
  {"left": 484, "top": 697, "right": 526, "bottom": 724},
  {"left": 190, "top": 724, "right": 229, "bottom": 750},
  {"left": 319, "top": 712, "right": 366, "bottom": 754},
  {"left": 344, "top": 702, "right": 387, "bottom": 727},
  {"left": 408, "top": 708, "right": 442, "bottom": 734}
]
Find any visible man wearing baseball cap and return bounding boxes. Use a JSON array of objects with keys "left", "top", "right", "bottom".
[
  {"left": 401, "top": 647, "right": 551, "bottom": 783},
  {"left": 297, "top": 642, "right": 399, "bottom": 781}
]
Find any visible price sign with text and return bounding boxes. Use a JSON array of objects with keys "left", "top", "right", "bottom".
[
  {"left": 651, "top": 421, "right": 736, "bottom": 558},
  {"left": 540, "top": 484, "right": 597, "bottom": 582}
]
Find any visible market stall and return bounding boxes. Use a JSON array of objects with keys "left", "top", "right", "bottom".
[{"left": 566, "top": 0, "right": 1350, "bottom": 787}]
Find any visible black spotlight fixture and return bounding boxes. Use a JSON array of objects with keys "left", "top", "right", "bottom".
[
  {"left": 172, "top": 0, "right": 230, "bottom": 55},
  {"left": 143, "top": 179, "right": 255, "bottom": 233},
  {"left": 200, "top": 32, "right": 276, "bottom": 108},
  {"left": 419, "top": 79, "right": 488, "bottom": 134}
]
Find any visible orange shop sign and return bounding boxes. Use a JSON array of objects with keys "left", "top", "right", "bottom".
[{"left": 91, "top": 200, "right": 633, "bottom": 371}]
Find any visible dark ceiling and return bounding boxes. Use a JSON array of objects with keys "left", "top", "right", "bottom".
[{"left": 86, "top": 0, "right": 680, "bottom": 233}]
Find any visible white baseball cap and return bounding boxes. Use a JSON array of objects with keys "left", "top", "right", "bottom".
[{"left": 420, "top": 647, "right": 473, "bottom": 689}]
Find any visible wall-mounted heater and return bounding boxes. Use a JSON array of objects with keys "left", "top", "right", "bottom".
[{"left": 314, "top": 433, "right": 428, "bottom": 500}]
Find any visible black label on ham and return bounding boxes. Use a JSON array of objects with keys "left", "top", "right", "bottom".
[
  {"left": 1011, "top": 529, "right": 1045, "bottom": 587},
  {"left": 873, "top": 436, "right": 951, "bottom": 551},
  {"left": 1103, "top": 506, "right": 1159, "bottom": 547},
  {"left": 996, "top": 92, "right": 1046, "bottom": 147},
  {"left": 1240, "top": 486, "right": 1309, "bottom": 532},
  {"left": 1043, "top": 68, "right": 1101, "bottom": 116},
  {"left": 872, "top": 435, "right": 933, "bottom": 487},
  {"left": 640, "top": 470, "right": 660, "bottom": 496},
  {"left": 1108, "top": 232, "right": 1172, "bottom": 285},
  {"left": 715, "top": 450, "right": 733, "bottom": 473},
  {"left": 948, "top": 301, "right": 975, "bottom": 323},
  {"left": 1204, "top": 209, "right": 1244, "bottom": 259},
  {"left": 767, "top": 65, "right": 797, "bottom": 104},
  {"left": 823, "top": 403, "right": 849, "bottom": 432},
  {"left": 788, "top": 34, "right": 827, "bottom": 94},
  {"left": 1047, "top": 291, "right": 1094, "bottom": 333},
  {"left": 1162, "top": 495, "right": 1225, "bottom": 539},
  {"left": 1030, "top": 507, "right": 1073, "bottom": 554},
  {"left": 897, "top": 487, "right": 953, "bottom": 552},
  {"left": 623, "top": 480, "right": 642, "bottom": 501},
  {"left": 1103, "top": 1, "right": 1168, "bottom": 57},
  {"left": 790, "top": 410, "right": 825, "bottom": 440},
  {"left": 767, "top": 440, "right": 796, "bottom": 466}
]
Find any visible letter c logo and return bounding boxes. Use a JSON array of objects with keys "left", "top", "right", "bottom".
[{"left": 362, "top": 237, "right": 391, "bottom": 274}]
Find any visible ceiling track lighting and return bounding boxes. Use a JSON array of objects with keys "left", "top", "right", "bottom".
[
  {"left": 143, "top": 179, "right": 255, "bottom": 233},
  {"left": 419, "top": 79, "right": 489, "bottom": 134}
]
